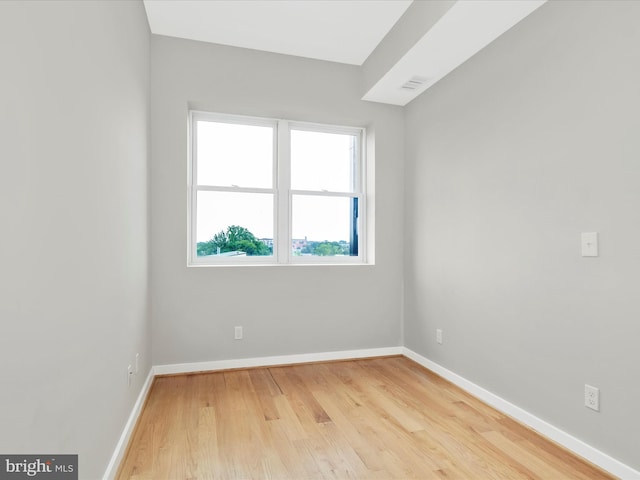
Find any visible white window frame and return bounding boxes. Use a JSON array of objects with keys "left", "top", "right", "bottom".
[{"left": 188, "top": 111, "right": 366, "bottom": 266}]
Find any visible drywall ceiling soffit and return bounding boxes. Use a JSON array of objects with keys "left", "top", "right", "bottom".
[
  {"left": 143, "top": 0, "right": 412, "bottom": 65},
  {"left": 362, "top": 0, "right": 547, "bottom": 106},
  {"left": 143, "top": 0, "right": 547, "bottom": 107},
  {"left": 362, "top": 0, "right": 546, "bottom": 106}
]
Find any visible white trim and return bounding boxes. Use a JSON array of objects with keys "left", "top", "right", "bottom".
[
  {"left": 402, "top": 347, "right": 640, "bottom": 480},
  {"left": 187, "top": 110, "right": 197, "bottom": 264},
  {"left": 290, "top": 189, "right": 359, "bottom": 198},
  {"left": 277, "top": 120, "right": 290, "bottom": 264},
  {"left": 289, "top": 120, "right": 363, "bottom": 137},
  {"left": 191, "top": 110, "right": 279, "bottom": 129},
  {"left": 153, "top": 347, "right": 403, "bottom": 376},
  {"left": 196, "top": 185, "right": 274, "bottom": 194},
  {"left": 102, "top": 368, "right": 155, "bottom": 480}
]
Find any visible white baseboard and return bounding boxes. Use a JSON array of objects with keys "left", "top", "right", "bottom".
[
  {"left": 402, "top": 347, "right": 640, "bottom": 480},
  {"left": 153, "top": 346, "right": 404, "bottom": 376},
  {"left": 103, "top": 368, "right": 155, "bottom": 480}
]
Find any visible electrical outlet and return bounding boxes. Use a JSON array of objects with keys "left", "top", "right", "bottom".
[
  {"left": 436, "top": 329, "right": 443, "bottom": 345},
  {"left": 585, "top": 384, "right": 600, "bottom": 411},
  {"left": 135, "top": 353, "right": 140, "bottom": 374},
  {"left": 127, "top": 365, "right": 133, "bottom": 387},
  {"left": 234, "top": 326, "right": 243, "bottom": 340}
]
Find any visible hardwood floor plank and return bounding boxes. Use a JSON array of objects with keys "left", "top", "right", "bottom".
[
  {"left": 311, "top": 389, "right": 392, "bottom": 476},
  {"left": 248, "top": 369, "right": 282, "bottom": 421},
  {"left": 343, "top": 361, "right": 504, "bottom": 478},
  {"left": 116, "top": 357, "right": 615, "bottom": 480}
]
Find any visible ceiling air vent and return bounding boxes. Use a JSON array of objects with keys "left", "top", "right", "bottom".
[{"left": 400, "top": 76, "right": 429, "bottom": 91}]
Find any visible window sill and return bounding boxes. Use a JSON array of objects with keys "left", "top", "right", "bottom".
[{"left": 187, "top": 261, "right": 374, "bottom": 268}]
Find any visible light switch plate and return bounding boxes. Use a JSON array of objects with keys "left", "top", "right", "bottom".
[{"left": 581, "top": 232, "right": 598, "bottom": 257}]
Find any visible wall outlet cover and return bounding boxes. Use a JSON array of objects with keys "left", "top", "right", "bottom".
[{"left": 585, "top": 384, "right": 600, "bottom": 411}]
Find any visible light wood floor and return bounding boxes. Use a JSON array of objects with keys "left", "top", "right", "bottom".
[{"left": 117, "top": 356, "right": 614, "bottom": 479}]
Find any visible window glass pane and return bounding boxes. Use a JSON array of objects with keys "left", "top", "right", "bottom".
[
  {"left": 291, "top": 195, "right": 357, "bottom": 257},
  {"left": 197, "top": 120, "right": 273, "bottom": 188},
  {"left": 291, "top": 130, "right": 356, "bottom": 192},
  {"left": 196, "top": 191, "right": 273, "bottom": 257}
]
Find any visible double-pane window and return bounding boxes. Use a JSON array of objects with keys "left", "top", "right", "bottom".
[{"left": 189, "top": 112, "right": 365, "bottom": 265}]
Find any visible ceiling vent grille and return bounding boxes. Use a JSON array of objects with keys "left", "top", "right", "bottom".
[{"left": 400, "top": 76, "right": 429, "bottom": 90}]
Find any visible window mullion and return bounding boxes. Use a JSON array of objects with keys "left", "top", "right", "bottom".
[{"left": 276, "top": 120, "right": 291, "bottom": 264}]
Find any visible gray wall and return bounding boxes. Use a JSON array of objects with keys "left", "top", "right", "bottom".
[
  {"left": 0, "top": 2, "right": 150, "bottom": 478},
  {"left": 404, "top": 1, "right": 640, "bottom": 470},
  {"left": 150, "top": 36, "right": 404, "bottom": 365}
]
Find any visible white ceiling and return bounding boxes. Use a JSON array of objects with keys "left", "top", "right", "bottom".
[
  {"left": 143, "top": 0, "right": 546, "bottom": 105},
  {"left": 143, "top": 0, "right": 412, "bottom": 66}
]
